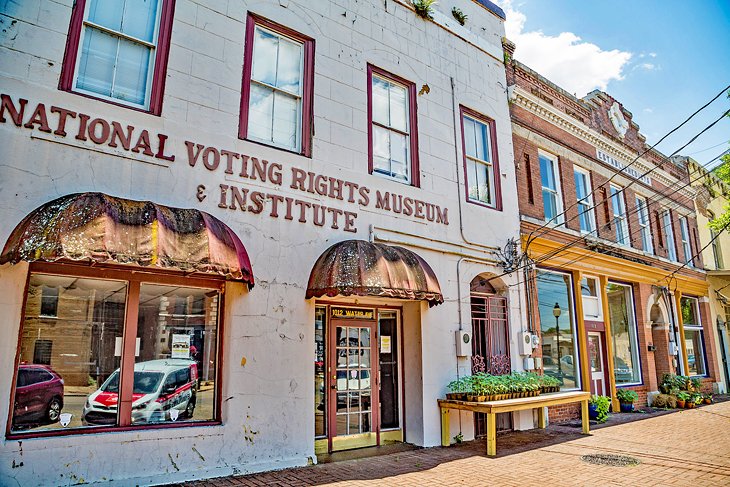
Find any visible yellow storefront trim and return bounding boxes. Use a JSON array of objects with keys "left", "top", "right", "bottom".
[{"left": 524, "top": 236, "right": 708, "bottom": 295}]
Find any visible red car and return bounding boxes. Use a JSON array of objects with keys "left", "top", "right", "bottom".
[{"left": 13, "top": 364, "right": 64, "bottom": 427}]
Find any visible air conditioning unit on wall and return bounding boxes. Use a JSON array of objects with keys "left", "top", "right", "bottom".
[
  {"left": 455, "top": 330, "right": 472, "bottom": 357},
  {"left": 518, "top": 331, "right": 532, "bottom": 356}
]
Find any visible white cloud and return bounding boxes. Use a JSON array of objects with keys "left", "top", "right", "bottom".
[
  {"left": 498, "top": 1, "right": 632, "bottom": 96},
  {"left": 636, "top": 63, "right": 657, "bottom": 71}
]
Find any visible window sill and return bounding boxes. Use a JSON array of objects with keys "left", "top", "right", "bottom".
[
  {"left": 241, "top": 136, "right": 309, "bottom": 159},
  {"left": 616, "top": 382, "right": 644, "bottom": 388},
  {"left": 6, "top": 420, "right": 221, "bottom": 441},
  {"left": 466, "top": 197, "right": 502, "bottom": 212},
  {"left": 62, "top": 88, "right": 157, "bottom": 116}
]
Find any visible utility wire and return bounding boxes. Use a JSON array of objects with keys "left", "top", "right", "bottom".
[{"left": 524, "top": 85, "right": 730, "bottom": 248}]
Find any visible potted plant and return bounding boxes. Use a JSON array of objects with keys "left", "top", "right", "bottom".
[
  {"left": 588, "top": 395, "right": 610, "bottom": 423},
  {"left": 446, "top": 377, "right": 469, "bottom": 400},
  {"left": 616, "top": 389, "right": 639, "bottom": 412},
  {"left": 703, "top": 393, "right": 713, "bottom": 405},
  {"left": 691, "top": 393, "right": 703, "bottom": 408},
  {"left": 676, "top": 391, "right": 689, "bottom": 408}
]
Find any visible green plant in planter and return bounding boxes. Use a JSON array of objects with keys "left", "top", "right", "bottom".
[
  {"left": 451, "top": 6, "right": 467, "bottom": 25},
  {"left": 691, "top": 393, "right": 704, "bottom": 406},
  {"left": 453, "top": 432, "right": 463, "bottom": 443},
  {"left": 690, "top": 377, "right": 702, "bottom": 392},
  {"left": 616, "top": 389, "right": 639, "bottom": 413},
  {"left": 413, "top": 0, "right": 437, "bottom": 20},
  {"left": 588, "top": 395, "right": 610, "bottom": 423},
  {"left": 676, "top": 391, "right": 690, "bottom": 401}
]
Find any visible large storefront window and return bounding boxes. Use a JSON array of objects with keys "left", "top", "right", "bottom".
[
  {"left": 536, "top": 269, "right": 580, "bottom": 390},
  {"left": 10, "top": 269, "right": 222, "bottom": 436},
  {"left": 681, "top": 296, "right": 707, "bottom": 376},
  {"left": 607, "top": 283, "right": 642, "bottom": 385}
]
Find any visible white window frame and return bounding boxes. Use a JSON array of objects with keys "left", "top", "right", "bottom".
[
  {"left": 681, "top": 296, "right": 707, "bottom": 377},
  {"left": 247, "top": 24, "right": 305, "bottom": 153},
  {"left": 610, "top": 184, "right": 630, "bottom": 246},
  {"left": 635, "top": 195, "right": 654, "bottom": 255},
  {"left": 580, "top": 275, "right": 602, "bottom": 320},
  {"left": 663, "top": 210, "right": 678, "bottom": 262},
  {"left": 679, "top": 217, "right": 693, "bottom": 267},
  {"left": 72, "top": 0, "right": 163, "bottom": 110},
  {"left": 463, "top": 113, "right": 496, "bottom": 207},
  {"left": 608, "top": 282, "right": 643, "bottom": 387},
  {"left": 539, "top": 150, "right": 564, "bottom": 225},
  {"left": 573, "top": 167, "right": 596, "bottom": 234},
  {"left": 370, "top": 73, "right": 413, "bottom": 184}
]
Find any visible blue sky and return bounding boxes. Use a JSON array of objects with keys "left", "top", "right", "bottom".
[{"left": 497, "top": 1, "right": 730, "bottom": 169}]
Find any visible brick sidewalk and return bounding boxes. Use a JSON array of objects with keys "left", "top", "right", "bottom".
[{"left": 173, "top": 401, "right": 730, "bottom": 486}]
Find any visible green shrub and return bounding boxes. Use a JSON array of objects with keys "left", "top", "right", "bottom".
[{"left": 651, "top": 394, "right": 677, "bottom": 409}]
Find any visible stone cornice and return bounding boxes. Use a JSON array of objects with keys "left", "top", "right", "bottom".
[{"left": 512, "top": 87, "right": 695, "bottom": 200}]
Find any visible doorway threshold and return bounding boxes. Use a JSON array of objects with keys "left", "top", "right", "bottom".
[{"left": 317, "top": 442, "right": 420, "bottom": 464}]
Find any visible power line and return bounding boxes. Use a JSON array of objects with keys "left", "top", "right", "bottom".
[{"left": 524, "top": 86, "right": 730, "bottom": 248}]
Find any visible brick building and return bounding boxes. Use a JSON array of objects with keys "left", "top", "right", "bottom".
[
  {"left": 505, "top": 44, "right": 723, "bottom": 420},
  {"left": 0, "top": 1, "right": 525, "bottom": 485}
]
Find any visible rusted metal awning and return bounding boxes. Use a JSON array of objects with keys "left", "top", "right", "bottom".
[
  {"left": 306, "top": 240, "right": 443, "bottom": 307},
  {"left": 0, "top": 192, "right": 254, "bottom": 287}
]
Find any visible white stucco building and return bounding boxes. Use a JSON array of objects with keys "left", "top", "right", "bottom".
[{"left": 0, "top": 0, "right": 526, "bottom": 484}]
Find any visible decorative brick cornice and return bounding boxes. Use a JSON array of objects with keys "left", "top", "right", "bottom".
[{"left": 513, "top": 87, "right": 695, "bottom": 200}]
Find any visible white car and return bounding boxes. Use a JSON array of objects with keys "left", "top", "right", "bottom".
[{"left": 82, "top": 359, "right": 198, "bottom": 425}]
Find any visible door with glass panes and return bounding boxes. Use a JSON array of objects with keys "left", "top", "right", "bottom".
[{"left": 328, "top": 319, "right": 379, "bottom": 450}]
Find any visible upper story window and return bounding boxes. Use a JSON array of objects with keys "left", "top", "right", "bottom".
[
  {"left": 679, "top": 217, "right": 693, "bottom": 267},
  {"left": 461, "top": 107, "right": 501, "bottom": 210},
  {"left": 610, "top": 185, "right": 629, "bottom": 245},
  {"left": 663, "top": 209, "right": 678, "bottom": 262},
  {"left": 539, "top": 151, "right": 563, "bottom": 225},
  {"left": 573, "top": 167, "right": 595, "bottom": 233},
  {"left": 636, "top": 196, "right": 654, "bottom": 255},
  {"left": 240, "top": 14, "right": 314, "bottom": 156},
  {"left": 368, "top": 65, "right": 419, "bottom": 186},
  {"left": 580, "top": 276, "right": 601, "bottom": 320},
  {"left": 60, "top": 0, "right": 175, "bottom": 114}
]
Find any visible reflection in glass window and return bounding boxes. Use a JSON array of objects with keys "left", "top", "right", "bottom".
[
  {"left": 248, "top": 25, "right": 304, "bottom": 152},
  {"left": 581, "top": 276, "right": 601, "bottom": 319},
  {"left": 314, "top": 306, "right": 326, "bottom": 438},
  {"left": 610, "top": 185, "right": 630, "bottom": 246},
  {"left": 679, "top": 217, "right": 693, "bottom": 266},
  {"left": 539, "top": 151, "right": 563, "bottom": 224},
  {"left": 574, "top": 168, "right": 595, "bottom": 233},
  {"left": 463, "top": 114, "right": 496, "bottom": 206},
  {"left": 536, "top": 269, "right": 580, "bottom": 390},
  {"left": 681, "top": 296, "right": 707, "bottom": 376},
  {"left": 75, "top": 0, "right": 161, "bottom": 108},
  {"left": 132, "top": 284, "right": 220, "bottom": 425},
  {"left": 12, "top": 274, "right": 126, "bottom": 433},
  {"left": 636, "top": 196, "right": 654, "bottom": 254},
  {"left": 607, "top": 283, "right": 641, "bottom": 385},
  {"left": 663, "top": 210, "right": 678, "bottom": 262},
  {"left": 371, "top": 73, "right": 412, "bottom": 183}
]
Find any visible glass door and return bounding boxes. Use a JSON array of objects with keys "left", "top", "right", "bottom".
[
  {"left": 588, "top": 332, "right": 606, "bottom": 395},
  {"left": 328, "top": 320, "right": 378, "bottom": 450}
]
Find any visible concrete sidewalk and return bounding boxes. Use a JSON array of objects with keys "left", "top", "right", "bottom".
[{"left": 171, "top": 401, "right": 730, "bottom": 486}]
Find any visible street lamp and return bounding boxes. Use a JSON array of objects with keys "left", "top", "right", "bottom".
[{"left": 553, "top": 303, "right": 562, "bottom": 376}]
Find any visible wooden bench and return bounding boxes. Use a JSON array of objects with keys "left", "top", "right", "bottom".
[{"left": 438, "top": 390, "right": 591, "bottom": 456}]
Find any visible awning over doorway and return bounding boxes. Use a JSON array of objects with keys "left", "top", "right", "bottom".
[
  {"left": 306, "top": 239, "right": 443, "bottom": 307},
  {"left": 0, "top": 192, "right": 254, "bottom": 287}
]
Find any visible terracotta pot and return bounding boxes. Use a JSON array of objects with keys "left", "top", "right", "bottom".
[
  {"left": 686, "top": 402, "right": 695, "bottom": 409},
  {"left": 677, "top": 399, "right": 685, "bottom": 408},
  {"left": 704, "top": 398, "right": 712, "bottom": 405}
]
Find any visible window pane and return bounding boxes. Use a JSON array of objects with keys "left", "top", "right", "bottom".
[
  {"left": 684, "top": 328, "right": 706, "bottom": 376},
  {"left": 539, "top": 155, "right": 555, "bottom": 190},
  {"left": 314, "top": 307, "right": 326, "bottom": 437},
  {"left": 277, "top": 36, "right": 302, "bottom": 94},
  {"left": 77, "top": 28, "right": 118, "bottom": 98},
  {"left": 372, "top": 124, "right": 390, "bottom": 167},
  {"left": 88, "top": 0, "right": 125, "bottom": 32},
  {"left": 134, "top": 284, "right": 220, "bottom": 425},
  {"left": 389, "top": 131, "right": 409, "bottom": 181},
  {"left": 372, "top": 76, "right": 390, "bottom": 126},
  {"left": 272, "top": 91, "right": 299, "bottom": 150},
  {"left": 468, "top": 158, "right": 491, "bottom": 204},
  {"left": 463, "top": 117, "right": 476, "bottom": 158},
  {"left": 681, "top": 297, "right": 699, "bottom": 325},
  {"left": 607, "top": 283, "right": 641, "bottom": 384},
  {"left": 389, "top": 83, "right": 408, "bottom": 133},
  {"left": 248, "top": 84, "right": 275, "bottom": 143},
  {"left": 252, "top": 27, "right": 278, "bottom": 86},
  {"left": 536, "top": 270, "right": 580, "bottom": 390},
  {"left": 543, "top": 190, "right": 557, "bottom": 221},
  {"left": 12, "top": 275, "right": 127, "bottom": 433},
  {"left": 474, "top": 120, "right": 489, "bottom": 162},
  {"left": 122, "top": 0, "right": 159, "bottom": 43},
  {"left": 113, "top": 39, "right": 151, "bottom": 105}
]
